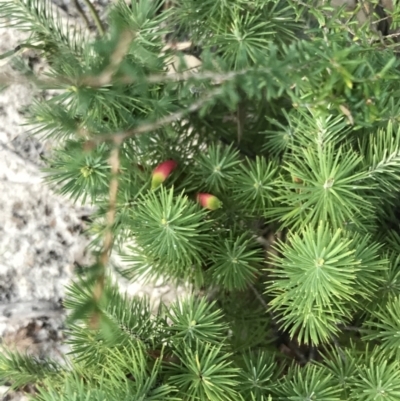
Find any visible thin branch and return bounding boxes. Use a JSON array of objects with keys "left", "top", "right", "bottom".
[
  {"left": 79, "top": 67, "right": 249, "bottom": 87},
  {"left": 90, "top": 142, "right": 121, "bottom": 327},
  {"left": 0, "top": 30, "right": 135, "bottom": 88},
  {"left": 249, "top": 283, "right": 269, "bottom": 309},
  {"left": 338, "top": 324, "right": 362, "bottom": 332},
  {"left": 81, "top": 0, "right": 105, "bottom": 36},
  {"left": 331, "top": 335, "right": 346, "bottom": 362},
  {"left": 84, "top": 86, "right": 224, "bottom": 147},
  {"left": 248, "top": 283, "right": 276, "bottom": 321},
  {"left": 308, "top": 345, "right": 317, "bottom": 362},
  {"left": 383, "top": 30, "right": 400, "bottom": 40},
  {"left": 72, "top": 0, "right": 91, "bottom": 30},
  {"left": 249, "top": 282, "right": 310, "bottom": 365},
  {"left": 82, "top": 29, "right": 135, "bottom": 87},
  {"left": 0, "top": 53, "right": 252, "bottom": 87}
]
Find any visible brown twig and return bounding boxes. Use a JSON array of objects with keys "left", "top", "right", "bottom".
[
  {"left": 81, "top": 0, "right": 105, "bottom": 36},
  {"left": 0, "top": 30, "right": 134, "bottom": 88},
  {"left": 84, "top": 86, "right": 224, "bottom": 147},
  {"left": 72, "top": 0, "right": 91, "bottom": 30},
  {"left": 331, "top": 335, "right": 346, "bottom": 361},
  {"left": 82, "top": 30, "right": 135, "bottom": 87},
  {"left": 338, "top": 324, "right": 361, "bottom": 332},
  {"left": 248, "top": 283, "right": 276, "bottom": 322},
  {"left": 92, "top": 142, "right": 121, "bottom": 314},
  {"left": 0, "top": 63, "right": 250, "bottom": 88},
  {"left": 249, "top": 283, "right": 310, "bottom": 365},
  {"left": 308, "top": 345, "right": 317, "bottom": 361},
  {"left": 79, "top": 67, "right": 249, "bottom": 87}
]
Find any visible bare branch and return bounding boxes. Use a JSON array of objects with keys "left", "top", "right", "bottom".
[
  {"left": 0, "top": 63, "right": 250, "bottom": 89},
  {"left": 84, "top": 86, "right": 224, "bottom": 147},
  {"left": 72, "top": 0, "right": 91, "bottom": 30},
  {"left": 90, "top": 143, "right": 121, "bottom": 328},
  {"left": 80, "top": 68, "right": 247, "bottom": 87},
  {"left": 81, "top": 30, "right": 135, "bottom": 87},
  {"left": 81, "top": 0, "right": 105, "bottom": 36}
]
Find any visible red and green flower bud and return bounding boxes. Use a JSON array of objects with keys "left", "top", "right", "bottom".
[
  {"left": 151, "top": 160, "right": 177, "bottom": 189},
  {"left": 197, "top": 193, "right": 222, "bottom": 210}
]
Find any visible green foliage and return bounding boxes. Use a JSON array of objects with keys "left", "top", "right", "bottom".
[
  {"left": 237, "top": 350, "right": 281, "bottom": 400},
  {"left": 270, "top": 143, "right": 375, "bottom": 230},
  {"left": 363, "top": 296, "right": 400, "bottom": 359},
  {"left": 0, "top": 0, "right": 86, "bottom": 56},
  {"left": 128, "top": 187, "right": 210, "bottom": 286},
  {"left": 208, "top": 231, "right": 263, "bottom": 291},
  {"left": 268, "top": 223, "right": 360, "bottom": 345},
  {"left": 275, "top": 364, "right": 341, "bottom": 400},
  {"left": 193, "top": 143, "right": 241, "bottom": 194},
  {"left": 232, "top": 156, "right": 278, "bottom": 216},
  {"left": 166, "top": 297, "right": 228, "bottom": 346},
  {"left": 2, "top": 0, "right": 400, "bottom": 400},
  {"left": 43, "top": 140, "right": 111, "bottom": 203},
  {"left": 167, "top": 341, "right": 240, "bottom": 401},
  {"left": 0, "top": 351, "right": 61, "bottom": 391}
]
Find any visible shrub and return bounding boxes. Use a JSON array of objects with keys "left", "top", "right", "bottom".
[{"left": 1, "top": 0, "right": 400, "bottom": 400}]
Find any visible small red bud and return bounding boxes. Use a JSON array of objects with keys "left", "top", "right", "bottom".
[
  {"left": 197, "top": 193, "right": 222, "bottom": 210},
  {"left": 151, "top": 160, "right": 177, "bottom": 189}
]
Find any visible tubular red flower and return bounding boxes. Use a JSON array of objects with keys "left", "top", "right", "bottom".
[
  {"left": 197, "top": 193, "right": 222, "bottom": 210},
  {"left": 151, "top": 160, "right": 177, "bottom": 189}
]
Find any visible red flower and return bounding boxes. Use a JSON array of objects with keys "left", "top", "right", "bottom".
[
  {"left": 151, "top": 160, "right": 177, "bottom": 189},
  {"left": 197, "top": 193, "right": 222, "bottom": 210}
]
